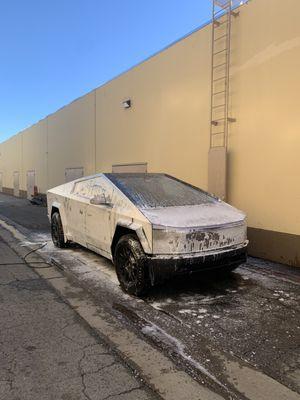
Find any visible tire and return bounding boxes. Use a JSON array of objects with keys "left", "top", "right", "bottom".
[
  {"left": 213, "top": 264, "right": 240, "bottom": 279},
  {"left": 51, "top": 212, "right": 68, "bottom": 248},
  {"left": 114, "top": 234, "right": 149, "bottom": 297},
  {"left": 221, "top": 263, "right": 240, "bottom": 274},
  {"left": 224, "top": 264, "right": 239, "bottom": 273}
]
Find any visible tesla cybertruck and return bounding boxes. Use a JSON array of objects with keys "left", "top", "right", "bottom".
[{"left": 47, "top": 173, "right": 248, "bottom": 296}]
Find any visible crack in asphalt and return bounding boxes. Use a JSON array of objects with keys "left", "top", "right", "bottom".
[
  {"left": 101, "top": 386, "right": 142, "bottom": 400},
  {"left": 0, "top": 263, "right": 26, "bottom": 266},
  {"left": 59, "top": 320, "right": 118, "bottom": 400},
  {"left": 0, "top": 277, "right": 42, "bottom": 287},
  {"left": 78, "top": 344, "right": 118, "bottom": 400},
  {"left": 60, "top": 322, "right": 109, "bottom": 350}
]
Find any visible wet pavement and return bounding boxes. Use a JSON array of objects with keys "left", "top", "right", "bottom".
[
  {"left": 0, "top": 192, "right": 300, "bottom": 399},
  {"left": 145, "top": 266, "right": 300, "bottom": 392}
]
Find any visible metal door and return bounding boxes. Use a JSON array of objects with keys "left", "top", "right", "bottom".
[
  {"left": 0, "top": 172, "right": 3, "bottom": 192},
  {"left": 13, "top": 172, "right": 20, "bottom": 197},
  {"left": 65, "top": 167, "right": 84, "bottom": 183},
  {"left": 112, "top": 162, "right": 147, "bottom": 173},
  {"left": 26, "top": 170, "right": 35, "bottom": 199}
]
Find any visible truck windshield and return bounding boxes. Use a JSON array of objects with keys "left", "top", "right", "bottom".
[{"left": 105, "top": 173, "right": 216, "bottom": 209}]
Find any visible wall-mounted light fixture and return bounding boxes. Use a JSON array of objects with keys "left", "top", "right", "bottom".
[{"left": 122, "top": 98, "right": 132, "bottom": 109}]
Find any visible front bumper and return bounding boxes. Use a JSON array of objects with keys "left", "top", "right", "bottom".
[{"left": 147, "top": 242, "right": 248, "bottom": 285}]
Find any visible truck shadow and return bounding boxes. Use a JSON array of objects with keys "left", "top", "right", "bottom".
[{"left": 144, "top": 266, "right": 254, "bottom": 304}]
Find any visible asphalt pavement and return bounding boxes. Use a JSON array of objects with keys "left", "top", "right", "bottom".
[
  {"left": 0, "top": 236, "right": 158, "bottom": 400},
  {"left": 0, "top": 192, "right": 300, "bottom": 400}
]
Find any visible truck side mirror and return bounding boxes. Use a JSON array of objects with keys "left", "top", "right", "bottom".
[{"left": 90, "top": 194, "right": 107, "bottom": 205}]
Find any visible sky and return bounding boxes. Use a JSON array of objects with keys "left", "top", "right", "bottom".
[{"left": 0, "top": 0, "right": 211, "bottom": 142}]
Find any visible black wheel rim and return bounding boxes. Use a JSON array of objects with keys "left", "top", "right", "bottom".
[{"left": 116, "top": 244, "right": 138, "bottom": 289}]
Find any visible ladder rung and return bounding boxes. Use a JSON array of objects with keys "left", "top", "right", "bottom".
[
  {"left": 214, "top": 8, "right": 229, "bottom": 17},
  {"left": 212, "top": 90, "right": 226, "bottom": 96},
  {"left": 214, "top": 9, "right": 224, "bottom": 17},
  {"left": 213, "top": 62, "right": 227, "bottom": 69},
  {"left": 214, "top": 9, "right": 238, "bottom": 18},
  {"left": 213, "top": 76, "right": 226, "bottom": 83},
  {"left": 217, "top": 19, "right": 229, "bottom": 27},
  {"left": 212, "top": 103, "right": 226, "bottom": 109},
  {"left": 213, "top": 19, "right": 229, "bottom": 28},
  {"left": 214, "top": 33, "right": 228, "bottom": 42},
  {"left": 213, "top": 48, "right": 227, "bottom": 56},
  {"left": 213, "top": 18, "right": 228, "bottom": 27},
  {"left": 211, "top": 131, "right": 225, "bottom": 136},
  {"left": 212, "top": 118, "right": 226, "bottom": 122},
  {"left": 211, "top": 117, "right": 225, "bottom": 126},
  {"left": 215, "top": 0, "right": 231, "bottom": 7}
]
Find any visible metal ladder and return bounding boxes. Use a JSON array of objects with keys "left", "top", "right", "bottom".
[{"left": 209, "top": 0, "right": 239, "bottom": 149}]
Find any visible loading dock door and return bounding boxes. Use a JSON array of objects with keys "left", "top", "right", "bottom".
[
  {"left": 0, "top": 172, "right": 2, "bottom": 192},
  {"left": 112, "top": 163, "right": 147, "bottom": 173},
  {"left": 27, "top": 170, "right": 35, "bottom": 199},
  {"left": 13, "top": 172, "right": 20, "bottom": 197},
  {"left": 65, "top": 167, "right": 84, "bottom": 183}
]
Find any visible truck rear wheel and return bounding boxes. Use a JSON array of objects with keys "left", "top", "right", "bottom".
[
  {"left": 51, "top": 212, "right": 68, "bottom": 248},
  {"left": 114, "top": 234, "right": 149, "bottom": 297}
]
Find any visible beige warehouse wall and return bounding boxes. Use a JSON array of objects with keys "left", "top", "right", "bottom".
[
  {"left": 1, "top": 0, "right": 300, "bottom": 265},
  {"left": 21, "top": 119, "right": 47, "bottom": 194},
  {"left": 0, "top": 134, "right": 22, "bottom": 191},
  {"left": 95, "top": 0, "right": 300, "bottom": 265},
  {"left": 47, "top": 91, "right": 96, "bottom": 189},
  {"left": 96, "top": 25, "right": 211, "bottom": 188},
  {"left": 228, "top": 0, "right": 300, "bottom": 241},
  {"left": 94, "top": 0, "right": 300, "bottom": 237}
]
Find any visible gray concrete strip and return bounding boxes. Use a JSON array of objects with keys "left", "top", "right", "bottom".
[
  {"left": 27, "top": 262, "right": 65, "bottom": 280},
  {"left": 223, "top": 358, "right": 300, "bottom": 400},
  {"left": 46, "top": 275, "right": 224, "bottom": 400}
]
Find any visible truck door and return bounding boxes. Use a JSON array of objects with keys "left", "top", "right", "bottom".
[{"left": 85, "top": 179, "right": 113, "bottom": 256}]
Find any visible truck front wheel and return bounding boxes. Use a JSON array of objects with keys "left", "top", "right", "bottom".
[{"left": 114, "top": 234, "right": 149, "bottom": 297}]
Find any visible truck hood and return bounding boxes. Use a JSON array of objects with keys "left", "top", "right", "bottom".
[{"left": 141, "top": 202, "right": 246, "bottom": 229}]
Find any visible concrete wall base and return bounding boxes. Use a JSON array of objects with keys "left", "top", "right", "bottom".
[
  {"left": 19, "top": 190, "right": 27, "bottom": 199},
  {"left": 248, "top": 227, "right": 300, "bottom": 267},
  {"left": 2, "top": 187, "right": 14, "bottom": 196}
]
